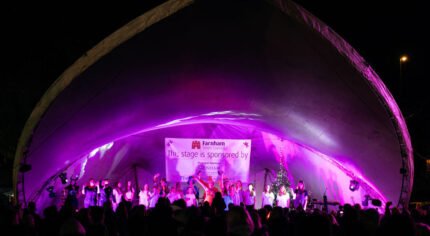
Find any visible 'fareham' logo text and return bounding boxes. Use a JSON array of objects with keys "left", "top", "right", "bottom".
[{"left": 202, "top": 140, "right": 225, "bottom": 146}]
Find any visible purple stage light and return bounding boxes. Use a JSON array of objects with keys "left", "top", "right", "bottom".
[{"left": 13, "top": 0, "right": 411, "bottom": 213}]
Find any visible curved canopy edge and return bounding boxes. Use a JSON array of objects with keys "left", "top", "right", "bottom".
[
  {"left": 13, "top": 0, "right": 194, "bottom": 203},
  {"left": 13, "top": 0, "right": 413, "bottom": 207},
  {"left": 272, "top": 0, "right": 413, "bottom": 205}
]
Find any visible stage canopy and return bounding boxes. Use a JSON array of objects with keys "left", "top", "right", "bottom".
[{"left": 14, "top": 0, "right": 413, "bottom": 211}]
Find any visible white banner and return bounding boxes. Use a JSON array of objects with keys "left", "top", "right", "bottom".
[{"left": 165, "top": 138, "right": 251, "bottom": 182}]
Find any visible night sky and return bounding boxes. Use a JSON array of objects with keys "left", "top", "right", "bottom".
[{"left": 1, "top": 0, "right": 428, "bottom": 200}]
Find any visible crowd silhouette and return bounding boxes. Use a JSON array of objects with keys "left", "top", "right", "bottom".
[{"left": 0, "top": 174, "right": 429, "bottom": 236}]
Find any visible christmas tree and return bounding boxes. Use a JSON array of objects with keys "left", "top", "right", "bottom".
[{"left": 272, "top": 157, "right": 291, "bottom": 205}]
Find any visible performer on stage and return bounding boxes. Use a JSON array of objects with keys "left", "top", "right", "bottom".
[
  {"left": 243, "top": 183, "right": 256, "bottom": 209},
  {"left": 82, "top": 178, "right": 99, "bottom": 208},
  {"left": 175, "top": 182, "right": 184, "bottom": 199},
  {"left": 194, "top": 174, "right": 219, "bottom": 205},
  {"left": 184, "top": 186, "right": 198, "bottom": 207},
  {"left": 222, "top": 185, "right": 234, "bottom": 210},
  {"left": 138, "top": 184, "right": 150, "bottom": 207},
  {"left": 112, "top": 181, "right": 123, "bottom": 211},
  {"left": 124, "top": 180, "right": 135, "bottom": 203},
  {"left": 230, "top": 183, "right": 241, "bottom": 206},
  {"left": 276, "top": 185, "right": 290, "bottom": 208},
  {"left": 167, "top": 186, "right": 181, "bottom": 204},
  {"left": 148, "top": 185, "right": 160, "bottom": 208},
  {"left": 293, "top": 180, "right": 308, "bottom": 210},
  {"left": 153, "top": 173, "right": 169, "bottom": 197},
  {"left": 218, "top": 172, "right": 233, "bottom": 210},
  {"left": 64, "top": 177, "right": 79, "bottom": 210},
  {"left": 98, "top": 179, "right": 113, "bottom": 207},
  {"left": 261, "top": 184, "right": 275, "bottom": 208},
  {"left": 184, "top": 176, "right": 199, "bottom": 201},
  {"left": 235, "top": 180, "right": 245, "bottom": 206}
]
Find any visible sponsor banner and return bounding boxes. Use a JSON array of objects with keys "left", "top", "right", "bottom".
[{"left": 165, "top": 138, "right": 251, "bottom": 182}]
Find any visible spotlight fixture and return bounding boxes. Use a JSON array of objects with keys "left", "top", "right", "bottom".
[
  {"left": 46, "top": 186, "right": 56, "bottom": 198},
  {"left": 59, "top": 173, "right": 68, "bottom": 184},
  {"left": 349, "top": 180, "right": 359, "bottom": 192}
]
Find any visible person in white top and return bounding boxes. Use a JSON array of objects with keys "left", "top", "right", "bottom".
[
  {"left": 261, "top": 184, "right": 275, "bottom": 208},
  {"left": 124, "top": 180, "right": 135, "bottom": 203},
  {"left": 138, "top": 184, "right": 150, "bottom": 207},
  {"left": 112, "top": 181, "right": 123, "bottom": 211},
  {"left": 184, "top": 186, "right": 197, "bottom": 207},
  {"left": 276, "top": 185, "right": 290, "bottom": 208},
  {"left": 175, "top": 182, "right": 184, "bottom": 200},
  {"left": 167, "top": 186, "right": 181, "bottom": 204}
]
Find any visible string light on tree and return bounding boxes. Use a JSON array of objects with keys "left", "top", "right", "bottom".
[{"left": 272, "top": 153, "right": 291, "bottom": 205}]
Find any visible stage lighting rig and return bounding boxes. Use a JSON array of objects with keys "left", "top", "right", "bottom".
[
  {"left": 349, "top": 180, "right": 359, "bottom": 192},
  {"left": 59, "top": 173, "right": 68, "bottom": 184},
  {"left": 46, "top": 186, "right": 56, "bottom": 198}
]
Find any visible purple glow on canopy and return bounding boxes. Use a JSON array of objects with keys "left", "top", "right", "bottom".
[
  {"left": 89, "top": 149, "right": 99, "bottom": 158},
  {"left": 70, "top": 124, "right": 388, "bottom": 209},
  {"left": 301, "top": 146, "right": 388, "bottom": 205},
  {"left": 16, "top": 0, "right": 412, "bottom": 213},
  {"left": 260, "top": 131, "right": 387, "bottom": 207},
  {"left": 89, "top": 142, "right": 114, "bottom": 158},
  {"left": 154, "top": 111, "right": 262, "bottom": 129},
  {"left": 274, "top": 0, "right": 412, "bottom": 201},
  {"left": 78, "top": 142, "right": 115, "bottom": 178},
  {"left": 287, "top": 112, "right": 337, "bottom": 148}
]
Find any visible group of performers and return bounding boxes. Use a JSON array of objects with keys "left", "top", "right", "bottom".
[
  {"left": 194, "top": 171, "right": 308, "bottom": 210},
  {"left": 63, "top": 172, "right": 308, "bottom": 211},
  {"left": 261, "top": 180, "right": 309, "bottom": 210},
  {"left": 63, "top": 178, "right": 134, "bottom": 211}
]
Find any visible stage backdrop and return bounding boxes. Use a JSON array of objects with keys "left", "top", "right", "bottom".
[{"left": 165, "top": 138, "right": 251, "bottom": 182}]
